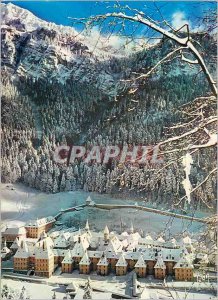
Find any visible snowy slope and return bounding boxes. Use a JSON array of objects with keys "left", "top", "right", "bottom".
[{"left": 1, "top": 3, "right": 125, "bottom": 96}]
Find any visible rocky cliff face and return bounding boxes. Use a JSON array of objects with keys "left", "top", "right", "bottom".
[
  {"left": 1, "top": 3, "right": 216, "bottom": 211},
  {"left": 3, "top": 3, "right": 213, "bottom": 96},
  {"left": 2, "top": 3, "right": 128, "bottom": 97}
]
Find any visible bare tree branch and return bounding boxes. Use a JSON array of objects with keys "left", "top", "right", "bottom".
[
  {"left": 124, "top": 46, "right": 188, "bottom": 83},
  {"left": 72, "top": 12, "right": 217, "bottom": 96},
  {"left": 181, "top": 53, "right": 198, "bottom": 64},
  {"left": 158, "top": 117, "right": 217, "bottom": 147},
  {"left": 176, "top": 167, "right": 217, "bottom": 207}
]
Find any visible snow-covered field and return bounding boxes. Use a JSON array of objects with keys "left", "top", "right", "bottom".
[
  {"left": 1, "top": 183, "right": 89, "bottom": 229},
  {"left": 1, "top": 183, "right": 207, "bottom": 236},
  {"left": 1, "top": 276, "right": 216, "bottom": 300},
  {"left": 59, "top": 206, "right": 205, "bottom": 236},
  {"left": 1, "top": 278, "right": 65, "bottom": 299}
]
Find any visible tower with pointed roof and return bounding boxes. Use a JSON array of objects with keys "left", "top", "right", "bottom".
[
  {"left": 84, "top": 219, "right": 92, "bottom": 239},
  {"left": 105, "top": 236, "right": 122, "bottom": 271},
  {"left": 85, "top": 220, "right": 90, "bottom": 231},
  {"left": 180, "top": 234, "right": 193, "bottom": 253},
  {"left": 79, "top": 251, "right": 91, "bottom": 274},
  {"left": 174, "top": 253, "right": 194, "bottom": 281},
  {"left": 154, "top": 253, "right": 166, "bottom": 279},
  {"left": 103, "top": 225, "right": 110, "bottom": 244},
  {"left": 97, "top": 252, "right": 109, "bottom": 276},
  {"left": 163, "top": 248, "right": 177, "bottom": 275},
  {"left": 61, "top": 249, "right": 74, "bottom": 273},
  {"left": 13, "top": 240, "right": 30, "bottom": 273},
  {"left": 134, "top": 255, "right": 147, "bottom": 277},
  {"left": 35, "top": 239, "right": 54, "bottom": 277},
  {"left": 72, "top": 233, "right": 88, "bottom": 267},
  {"left": 130, "top": 222, "right": 134, "bottom": 234},
  {"left": 146, "top": 249, "right": 156, "bottom": 275},
  {"left": 116, "top": 253, "right": 128, "bottom": 276}
]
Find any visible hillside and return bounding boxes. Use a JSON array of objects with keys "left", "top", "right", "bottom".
[{"left": 1, "top": 3, "right": 216, "bottom": 212}]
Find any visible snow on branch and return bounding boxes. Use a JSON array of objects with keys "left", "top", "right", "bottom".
[
  {"left": 181, "top": 153, "right": 193, "bottom": 203},
  {"left": 158, "top": 117, "right": 217, "bottom": 148},
  {"left": 181, "top": 53, "right": 198, "bottom": 64},
  {"left": 123, "top": 46, "right": 188, "bottom": 83},
  {"left": 176, "top": 167, "right": 217, "bottom": 208}
]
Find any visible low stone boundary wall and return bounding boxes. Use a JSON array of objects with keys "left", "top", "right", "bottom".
[
  {"left": 54, "top": 204, "right": 86, "bottom": 219},
  {"left": 94, "top": 203, "right": 207, "bottom": 224}
]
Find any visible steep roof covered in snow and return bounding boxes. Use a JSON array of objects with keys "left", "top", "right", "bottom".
[
  {"left": 25, "top": 216, "right": 55, "bottom": 227},
  {"left": 62, "top": 249, "right": 74, "bottom": 264},
  {"left": 161, "top": 248, "right": 181, "bottom": 262},
  {"left": 71, "top": 235, "right": 89, "bottom": 257},
  {"left": 14, "top": 240, "right": 29, "bottom": 258},
  {"left": 35, "top": 240, "right": 54, "bottom": 259},
  {"left": 139, "top": 249, "right": 156, "bottom": 261},
  {"left": 154, "top": 255, "right": 166, "bottom": 269},
  {"left": 121, "top": 231, "right": 129, "bottom": 237},
  {"left": 87, "top": 251, "right": 102, "bottom": 259},
  {"left": 174, "top": 254, "right": 194, "bottom": 269},
  {"left": 79, "top": 251, "right": 91, "bottom": 265},
  {"left": 135, "top": 255, "right": 147, "bottom": 268},
  {"left": 116, "top": 253, "right": 127, "bottom": 267},
  {"left": 181, "top": 235, "right": 192, "bottom": 245},
  {"left": 54, "top": 234, "right": 70, "bottom": 248},
  {"left": 104, "top": 225, "right": 110, "bottom": 235},
  {"left": 138, "top": 234, "right": 153, "bottom": 246},
  {"left": 106, "top": 236, "right": 122, "bottom": 253},
  {"left": 125, "top": 251, "right": 140, "bottom": 260},
  {"left": 144, "top": 234, "right": 153, "bottom": 241},
  {"left": 10, "top": 237, "right": 21, "bottom": 250},
  {"left": 36, "top": 236, "right": 54, "bottom": 249},
  {"left": 157, "top": 236, "right": 165, "bottom": 243},
  {"left": 97, "top": 254, "right": 109, "bottom": 266},
  {"left": 3, "top": 226, "right": 26, "bottom": 235},
  {"left": 53, "top": 248, "right": 67, "bottom": 257}
]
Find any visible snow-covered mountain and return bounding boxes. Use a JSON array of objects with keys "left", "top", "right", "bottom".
[
  {"left": 2, "top": 2, "right": 70, "bottom": 32},
  {"left": 1, "top": 3, "right": 130, "bottom": 96},
  {"left": 2, "top": 3, "right": 214, "bottom": 96}
]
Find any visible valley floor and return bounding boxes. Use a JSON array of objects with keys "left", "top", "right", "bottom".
[{"left": 1, "top": 183, "right": 210, "bottom": 236}]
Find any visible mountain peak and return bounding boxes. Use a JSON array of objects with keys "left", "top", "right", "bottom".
[
  {"left": 2, "top": 2, "right": 44, "bottom": 31},
  {"left": 1, "top": 2, "right": 77, "bottom": 34}
]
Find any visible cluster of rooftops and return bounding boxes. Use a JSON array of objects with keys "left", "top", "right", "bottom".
[{"left": 10, "top": 220, "right": 195, "bottom": 270}]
